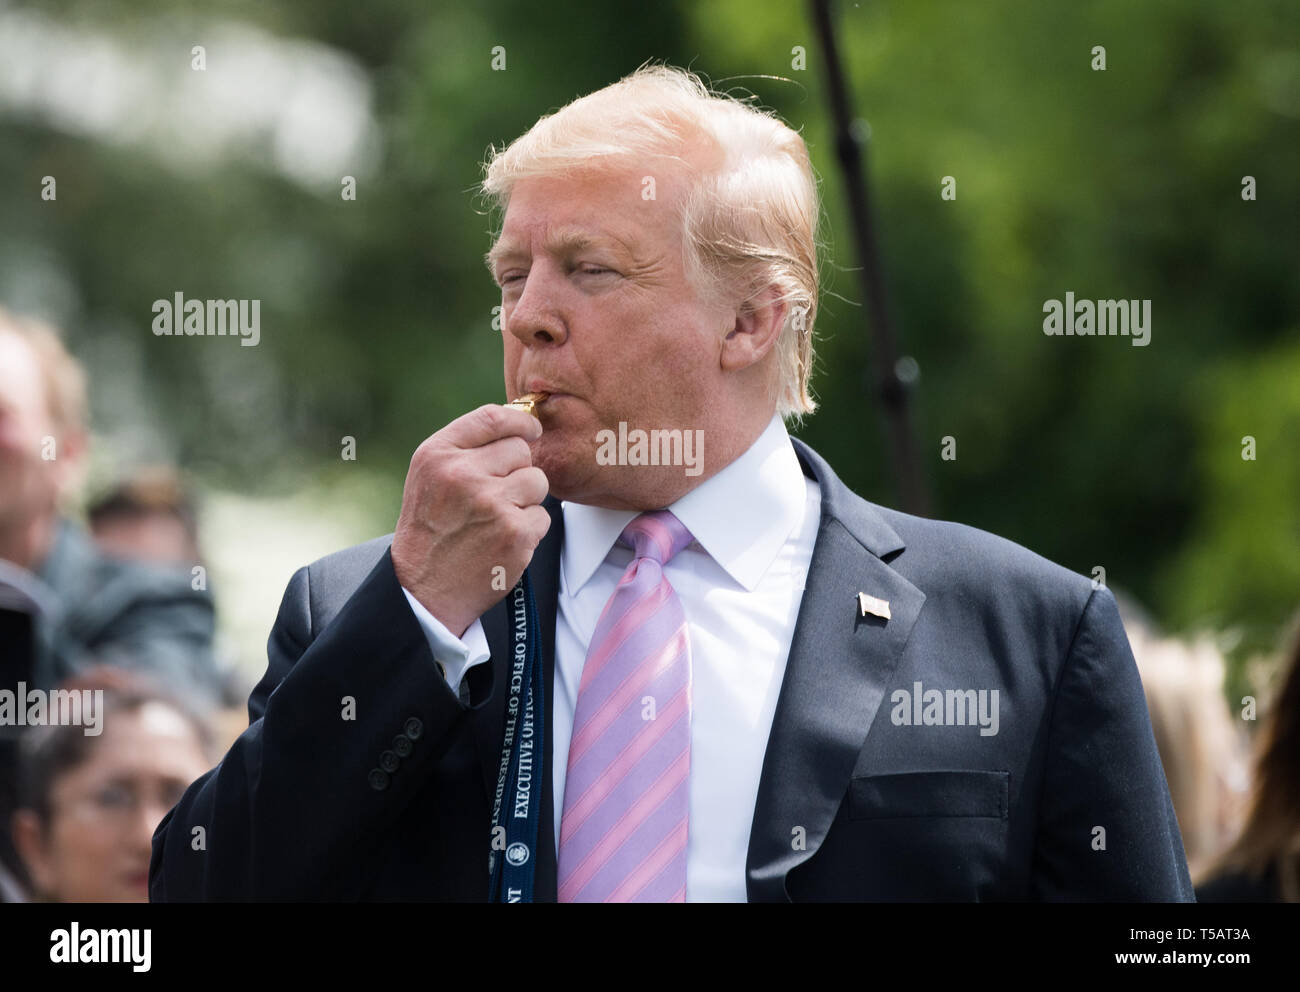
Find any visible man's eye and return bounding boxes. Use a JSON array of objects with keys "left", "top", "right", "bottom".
[
  {"left": 579, "top": 265, "right": 614, "bottom": 276},
  {"left": 94, "top": 784, "right": 134, "bottom": 809},
  {"left": 500, "top": 273, "right": 525, "bottom": 286}
]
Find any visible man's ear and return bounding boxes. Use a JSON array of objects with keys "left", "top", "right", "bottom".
[{"left": 720, "top": 284, "right": 788, "bottom": 373}]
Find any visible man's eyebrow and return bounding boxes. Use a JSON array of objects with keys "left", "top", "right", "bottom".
[
  {"left": 484, "top": 240, "right": 522, "bottom": 275},
  {"left": 484, "top": 228, "right": 634, "bottom": 276}
]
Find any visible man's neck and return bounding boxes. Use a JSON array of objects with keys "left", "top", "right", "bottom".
[{"left": 0, "top": 512, "right": 57, "bottom": 572}]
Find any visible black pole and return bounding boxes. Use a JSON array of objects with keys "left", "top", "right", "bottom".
[{"left": 809, "top": 0, "right": 930, "bottom": 517}]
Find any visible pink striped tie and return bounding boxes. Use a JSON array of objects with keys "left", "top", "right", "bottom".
[{"left": 557, "top": 510, "right": 694, "bottom": 902}]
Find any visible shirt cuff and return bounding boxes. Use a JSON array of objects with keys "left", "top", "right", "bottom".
[{"left": 400, "top": 586, "right": 493, "bottom": 692}]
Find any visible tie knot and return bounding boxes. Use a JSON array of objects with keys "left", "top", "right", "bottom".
[{"left": 618, "top": 510, "right": 694, "bottom": 565}]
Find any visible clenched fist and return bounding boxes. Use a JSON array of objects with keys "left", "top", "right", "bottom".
[{"left": 391, "top": 404, "right": 551, "bottom": 638}]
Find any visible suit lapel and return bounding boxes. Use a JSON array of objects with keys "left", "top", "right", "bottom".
[
  {"left": 745, "top": 439, "right": 926, "bottom": 901},
  {"left": 474, "top": 496, "right": 565, "bottom": 901}
]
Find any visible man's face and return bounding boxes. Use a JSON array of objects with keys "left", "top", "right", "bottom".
[
  {"left": 0, "top": 332, "right": 62, "bottom": 532},
  {"left": 493, "top": 165, "right": 733, "bottom": 508}
]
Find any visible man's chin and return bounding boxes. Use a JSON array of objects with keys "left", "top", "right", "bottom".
[
  {"left": 531, "top": 452, "right": 588, "bottom": 504},
  {"left": 532, "top": 432, "right": 684, "bottom": 509},
  {"left": 533, "top": 449, "right": 614, "bottom": 507},
  {"left": 531, "top": 431, "right": 590, "bottom": 491},
  {"left": 535, "top": 461, "right": 682, "bottom": 511}
]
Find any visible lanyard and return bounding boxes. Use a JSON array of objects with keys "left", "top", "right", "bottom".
[{"left": 488, "top": 569, "right": 546, "bottom": 903}]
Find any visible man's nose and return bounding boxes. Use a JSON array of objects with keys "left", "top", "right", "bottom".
[{"left": 504, "top": 265, "right": 568, "bottom": 348}]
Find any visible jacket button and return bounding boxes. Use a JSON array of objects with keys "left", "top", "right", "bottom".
[
  {"left": 379, "top": 750, "right": 400, "bottom": 773},
  {"left": 367, "top": 768, "right": 390, "bottom": 791},
  {"left": 392, "top": 735, "right": 413, "bottom": 758},
  {"left": 403, "top": 717, "right": 423, "bottom": 740}
]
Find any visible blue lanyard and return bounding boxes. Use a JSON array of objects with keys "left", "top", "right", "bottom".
[{"left": 488, "top": 569, "right": 546, "bottom": 902}]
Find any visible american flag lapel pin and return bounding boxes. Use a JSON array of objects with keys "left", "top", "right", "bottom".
[{"left": 858, "top": 591, "right": 891, "bottom": 621}]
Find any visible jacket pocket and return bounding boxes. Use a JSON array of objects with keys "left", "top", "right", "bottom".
[{"left": 849, "top": 769, "right": 1008, "bottom": 820}]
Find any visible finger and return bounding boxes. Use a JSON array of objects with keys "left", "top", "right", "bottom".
[
  {"left": 443, "top": 403, "right": 542, "bottom": 449},
  {"left": 518, "top": 503, "right": 552, "bottom": 547},
  {"left": 475, "top": 435, "right": 535, "bottom": 477},
  {"left": 499, "top": 465, "right": 549, "bottom": 508}
]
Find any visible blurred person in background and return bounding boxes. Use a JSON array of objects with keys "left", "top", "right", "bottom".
[
  {"left": 10, "top": 668, "right": 216, "bottom": 903},
  {"left": 0, "top": 560, "right": 49, "bottom": 900},
  {"left": 0, "top": 306, "right": 223, "bottom": 703},
  {"left": 88, "top": 466, "right": 202, "bottom": 568},
  {"left": 1198, "top": 618, "right": 1300, "bottom": 902},
  {"left": 87, "top": 468, "right": 254, "bottom": 764},
  {"left": 0, "top": 306, "right": 229, "bottom": 895},
  {"left": 1119, "top": 595, "right": 1250, "bottom": 883}
]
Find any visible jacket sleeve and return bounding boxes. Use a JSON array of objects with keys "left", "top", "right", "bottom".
[
  {"left": 149, "top": 549, "right": 478, "bottom": 901},
  {"left": 1030, "top": 586, "right": 1195, "bottom": 901}
]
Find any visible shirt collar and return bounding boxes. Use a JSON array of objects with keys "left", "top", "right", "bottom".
[{"left": 561, "top": 413, "right": 807, "bottom": 594}]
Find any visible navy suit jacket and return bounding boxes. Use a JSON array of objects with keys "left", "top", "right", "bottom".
[{"left": 150, "top": 438, "right": 1193, "bottom": 901}]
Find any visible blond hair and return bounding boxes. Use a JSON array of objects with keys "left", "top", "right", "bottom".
[
  {"left": 0, "top": 306, "right": 87, "bottom": 437},
  {"left": 1126, "top": 619, "right": 1250, "bottom": 883},
  {"left": 480, "top": 64, "right": 820, "bottom": 418},
  {"left": 1209, "top": 617, "right": 1300, "bottom": 901}
]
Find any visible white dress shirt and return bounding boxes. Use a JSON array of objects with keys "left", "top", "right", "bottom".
[{"left": 401, "top": 413, "right": 820, "bottom": 901}]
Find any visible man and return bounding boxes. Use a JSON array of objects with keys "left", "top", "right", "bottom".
[
  {"left": 0, "top": 309, "right": 225, "bottom": 895},
  {"left": 88, "top": 466, "right": 203, "bottom": 569},
  {"left": 0, "top": 310, "right": 222, "bottom": 704},
  {"left": 150, "top": 66, "right": 1192, "bottom": 901}
]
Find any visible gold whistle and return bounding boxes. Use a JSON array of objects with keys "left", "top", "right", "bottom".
[{"left": 505, "top": 392, "right": 549, "bottom": 418}]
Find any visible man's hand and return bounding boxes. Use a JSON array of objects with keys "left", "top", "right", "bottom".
[{"left": 391, "top": 404, "right": 550, "bottom": 638}]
